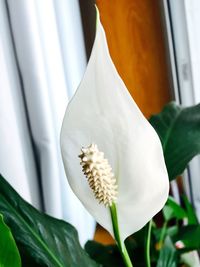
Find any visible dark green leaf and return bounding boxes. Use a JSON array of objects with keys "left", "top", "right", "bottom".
[
  {"left": 173, "top": 225, "right": 200, "bottom": 252},
  {"left": 0, "top": 174, "right": 99, "bottom": 267},
  {"left": 127, "top": 224, "right": 158, "bottom": 264},
  {"left": 149, "top": 102, "right": 200, "bottom": 180},
  {"left": 0, "top": 214, "right": 21, "bottom": 267},
  {"left": 85, "top": 226, "right": 156, "bottom": 267},
  {"left": 163, "top": 196, "right": 186, "bottom": 221},
  {"left": 85, "top": 241, "right": 123, "bottom": 267},
  {"left": 156, "top": 236, "right": 177, "bottom": 267},
  {"left": 85, "top": 239, "right": 144, "bottom": 267},
  {"left": 182, "top": 195, "right": 199, "bottom": 224}
]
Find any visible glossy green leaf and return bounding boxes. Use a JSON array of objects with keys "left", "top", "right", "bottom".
[
  {"left": 85, "top": 239, "right": 144, "bottom": 267},
  {"left": 182, "top": 195, "right": 199, "bottom": 224},
  {"left": 149, "top": 102, "right": 200, "bottom": 180},
  {"left": 85, "top": 226, "right": 157, "bottom": 267},
  {"left": 173, "top": 225, "right": 200, "bottom": 252},
  {"left": 85, "top": 241, "right": 123, "bottom": 267},
  {"left": 163, "top": 196, "right": 187, "bottom": 221},
  {"left": 156, "top": 237, "right": 177, "bottom": 267},
  {"left": 0, "top": 214, "right": 21, "bottom": 267},
  {"left": 0, "top": 174, "right": 99, "bottom": 267}
]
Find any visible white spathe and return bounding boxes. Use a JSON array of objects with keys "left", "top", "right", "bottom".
[{"left": 60, "top": 11, "right": 169, "bottom": 242}]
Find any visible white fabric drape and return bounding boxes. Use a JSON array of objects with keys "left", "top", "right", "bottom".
[
  {"left": 0, "top": 0, "right": 95, "bottom": 244},
  {"left": 0, "top": 0, "right": 40, "bottom": 208}
]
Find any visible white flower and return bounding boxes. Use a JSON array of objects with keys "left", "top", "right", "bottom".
[{"left": 60, "top": 10, "right": 169, "bottom": 242}]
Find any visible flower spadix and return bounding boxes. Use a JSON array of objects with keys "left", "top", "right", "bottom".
[
  {"left": 60, "top": 10, "right": 169, "bottom": 241},
  {"left": 79, "top": 144, "right": 117, "bottom": 207}
]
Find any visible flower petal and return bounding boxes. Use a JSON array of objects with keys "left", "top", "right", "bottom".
[{"left": 60, "top": 10, "right": 169, "bottom": 241}]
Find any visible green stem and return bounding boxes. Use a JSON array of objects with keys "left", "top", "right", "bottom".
[
  {"left": 145, "top": 220, "right": 152, "bottom": 267},
  {"left": 110, "top": 204, "right": 133, "bottom": 267},
  {"left": 159, "top": 221, "right": 168, "bottom": 247}
]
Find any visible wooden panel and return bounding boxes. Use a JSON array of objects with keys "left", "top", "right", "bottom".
[
  {"left": 96, "top": 0, "right": 171, "bottom": 118},
  {"left": 94, "top": 224, "right": 114, "bottom": 245}
]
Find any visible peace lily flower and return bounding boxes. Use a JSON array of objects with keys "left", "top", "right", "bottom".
[
  {"left": 60, "top": 8, "right": 169, "bottom": 266},
  {"left": 79, "top": 143, "right": 118, "bottom": 207}
]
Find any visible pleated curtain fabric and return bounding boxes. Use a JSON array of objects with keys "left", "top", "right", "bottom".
[{"left": 0, "top": 0, "right": 95, "bottom": 245}]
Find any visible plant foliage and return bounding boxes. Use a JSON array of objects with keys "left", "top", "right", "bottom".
[
  {"left": 0, "top": 214, "right": 21, "bottom": 267},
  {"left": 0, "top": 174, "right": 99, "bottom": 267},
  {"left": 150, "top": 102, "right": 200, "bottom": 180}
]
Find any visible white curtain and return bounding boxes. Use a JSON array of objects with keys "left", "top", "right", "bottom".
[{"left": 0, "top": 0, "right": 95, "bottom": 244}]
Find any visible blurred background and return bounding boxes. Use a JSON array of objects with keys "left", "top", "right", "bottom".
[{"left": 0, "top": 0, "right": 200, "bottom": 245}]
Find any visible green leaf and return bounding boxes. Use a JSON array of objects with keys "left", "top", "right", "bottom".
[
  {"left": 182, "top": 195, "right": 199, "bottom": 224},
  {"left": 85, "top": 227, "right": 157, "bottom": 267},
  {"left": 173, "top": 225, "right": 200, "bottom": 252},
  {"left": 166, "top": 226, "right": 179, "bottom": 238},
  {"left": 0, "top": 174, "right": 99, "bottom": 267},
  {"left": 0, "top": 214, "right": 21, "bottom": 267},
  {"left": 156, "top": 237, "right": 177, "bottom": 267},
  {"left": 149, "top": 102, "right": 200, "bottom": 180},
  {"left": 163, "top": 196, "right": 187, "bottom": 221},
  {"left": 85, "top": 241, "right": 123, "bottom": 267},
  {"left": 85, "top": 239, "right": 144, "bottom": 267}
]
